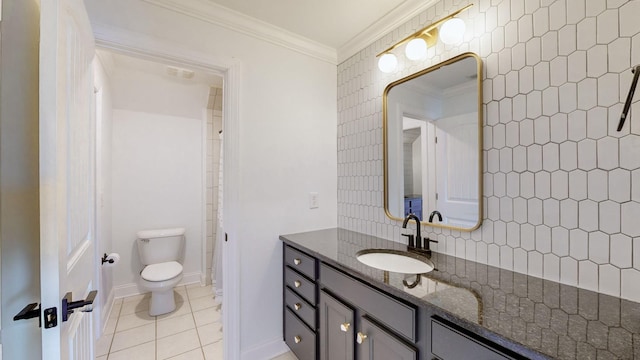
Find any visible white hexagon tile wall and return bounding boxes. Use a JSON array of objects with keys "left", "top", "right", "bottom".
[{"left": 337, "top": 0, "right": 640, "bottom": 301}]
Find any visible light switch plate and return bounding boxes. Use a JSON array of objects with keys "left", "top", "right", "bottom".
[{"left": 309, "top": 192, "right": 319, "bottom": 209}]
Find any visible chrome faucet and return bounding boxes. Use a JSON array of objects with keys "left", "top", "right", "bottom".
[{"left": 402, "top": 213, "right": 422, "bottom": 248}]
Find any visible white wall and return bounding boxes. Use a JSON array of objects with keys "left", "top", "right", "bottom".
[
  {"left": 110, "top": 65, "right": 209, "bottom": 290},
  {"left": 85, "top": 1, "right": 338, "bottom": 356},
  {"left": 94, "top": 55, "right": 115, "bottom": 335},
  {"left": 0, "top": 0, "right": 42, "bottom": 358},
  {"left": 112, "top": 109, "right": 204, "bottom": 286}
]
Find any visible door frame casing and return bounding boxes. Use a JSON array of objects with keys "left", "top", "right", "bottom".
[{"left": 91, "top": 24, "right": 242, "bottom": 359}]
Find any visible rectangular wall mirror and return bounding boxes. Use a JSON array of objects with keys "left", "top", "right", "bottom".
[{"left": 384, "top": 52, "right": 483, "bottom": 231}]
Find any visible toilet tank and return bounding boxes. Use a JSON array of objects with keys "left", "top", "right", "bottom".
[{"left": 136, "top": 227, "right": 185, "bottom": 265}]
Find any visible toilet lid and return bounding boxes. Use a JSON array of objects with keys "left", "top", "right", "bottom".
[{"left": 141, "top": 261, "right": 183, "bottom": 282}]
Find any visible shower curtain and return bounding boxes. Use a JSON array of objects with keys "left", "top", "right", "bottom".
[{"left": 213, "top": 131, "right": 224, "bottom": 303}]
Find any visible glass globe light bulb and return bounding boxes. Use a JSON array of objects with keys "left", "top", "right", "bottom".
[
  {"left": 439, "top": 18, "right": 466, "bottom": 45},
  {"left": 378, "top": 53, "right": 398, "bottom": 73},
  {"left": 405, "top": 38, "right": 428, "bottom": 60}
]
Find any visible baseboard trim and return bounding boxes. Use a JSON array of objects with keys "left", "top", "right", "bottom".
[
  {"left": 114, "top": 272, "right": 202, "bottom": 299},
  {"left": 100, "top": 288, "right": 116, "bottom": 336},
  {"left": 241, "top": 338, "right": 290, "bottom": 360}
]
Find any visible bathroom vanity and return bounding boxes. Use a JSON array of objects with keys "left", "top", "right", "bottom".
[{"left": 281, "top": 228, "right": 640, "bottom": 360}]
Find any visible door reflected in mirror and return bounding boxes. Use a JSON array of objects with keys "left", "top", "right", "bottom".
[{"left": 384, "top": 53, "right": 483, "bottom": 231}]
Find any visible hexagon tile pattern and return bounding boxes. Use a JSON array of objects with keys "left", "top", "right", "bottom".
[{"left": 337, "top": 0, "right": 640, "bottom": 302}]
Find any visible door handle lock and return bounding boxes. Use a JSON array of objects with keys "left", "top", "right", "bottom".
[
  {"left": 62, "top": 290, "right": 97, "bottom": 322},
  {"left": 14, "top": 303, "right": 58, "bottom": 328}
]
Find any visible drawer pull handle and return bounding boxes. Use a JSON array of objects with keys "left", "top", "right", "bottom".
[
  {"left": 357, "top": 332, "right": 367, "bottom": 344},
  {"left": 294, "top": 335, "right": 302, "bottom": 344},
  {"left": 340, "top": 322, "right": 350, "bottom": 332},
  {"left": 293, "top": 258, "right": 301, "bottom": 265},
  {"left": 294, "top": 303, "right": 302, "bottom": 311},
  {"left": 294, "top": 280, "right": 301, "bottom": 288}
]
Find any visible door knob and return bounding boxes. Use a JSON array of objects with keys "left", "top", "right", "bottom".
[
  {"left": 62, "top": 290, "right": 98, "bottom": 322},
  {"left": 293, "top": 258, "right": 301, "bottom": 265},
  {"left": 294, "top": 280, "right": 301, "bottom": 288},
  {"left": 340, "top": 322, "right": 350, "bottom": 332},
  {"left": 357, "top": 332, "right": 368, "bottom": 344},
  {"left": 294, "top": 303, "right": 302, "bottom": 311},
  {"left": 294, "top": 335, "right": 302, "bottom": 344}
]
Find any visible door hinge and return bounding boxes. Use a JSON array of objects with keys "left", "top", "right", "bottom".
[
  {"left": 435, "top": 136, "right": 438, "bottom": 143},
  {"left": 436, "top": 193, "right": 439, "bottom": 200}
]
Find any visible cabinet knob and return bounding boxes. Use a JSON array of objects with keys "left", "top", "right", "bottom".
[
  {"left": 294, "top": 335, "right": 302, "bottom": 344},
  {"left": 294, "top": 280, "right": 301, "bottom": 288},
  {"left": 356, "top": 332, "right": 368, "bottom": 344},
  {"left": 293, "top": 258, "right": 301, "bottom": 265},
  {"left": 294, "top": 303, "right": 302, "bottom": 311},
  {"left": 340, "top": 322, "right": 350, "bottom": 332}
]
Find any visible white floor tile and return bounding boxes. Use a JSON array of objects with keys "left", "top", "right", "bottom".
[
  {"left": 158, "top": 313, "right": 196, "bottom": 339},
  {"left": 193, "top": 307, "right": 220, "bottom": 327},
  {"left": 105, "top": 292, "right": 225, "bottom": 360},
  {"left": 111, "top": 323, "right": 155, "bottom": 353},
  {"left": 187, "top": 285, "right": 214, "bottom": 300},
  {"left": 190, "top": 295, "right": 216, "bottom": 312},
  {"left": 107, "top": 341, "right": 155, "bottom": 360},
  {"left": 157, "top": 329, "right": 202, "bottom": 360},
  {"left": 115, "top": 311, "right": 155, "bottom": 332},
  {"left": 203, "top": 340, "right": 223, "bottom": 360},
  {"left": 120, "top": 297, "right": 150, "bottom": 316},
  {"left": 157, "top": 300, "right": 192, "bottom": 321},
  {"left": 95, "top": 333, "right": 112, "bottom": 356},
  {"left": 167, "top": 348, "right": 205, "bottom": 360},
  {"left": 197, "top": 323, "right": 223, "bottom": 346}
]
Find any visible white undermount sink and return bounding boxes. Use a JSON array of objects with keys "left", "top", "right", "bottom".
[{"left": 356, "top": 249, "right": 435, "bottom": 274}]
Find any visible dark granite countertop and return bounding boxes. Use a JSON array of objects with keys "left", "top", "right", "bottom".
[{"left": 280, "top": 228, "right": 640, "bottom": 360}]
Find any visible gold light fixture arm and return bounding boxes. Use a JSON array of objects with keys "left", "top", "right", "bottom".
[{"left": 376, "top": 4, "right": 473, "bottom": 57}]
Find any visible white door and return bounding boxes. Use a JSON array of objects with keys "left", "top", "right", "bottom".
[
  {"left": 39, "top": 0, "right": 97, "bottom": 358},
  {"left": 435, "top": 113, "right": 479, "bottom": 227}
]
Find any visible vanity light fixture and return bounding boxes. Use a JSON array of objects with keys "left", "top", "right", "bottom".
[{"left": 377, "top": 4, "right": 472, "bottom": 73}]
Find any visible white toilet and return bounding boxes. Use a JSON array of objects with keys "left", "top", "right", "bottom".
[{"left": 136, "top": 227, "right": 185, "bottom": 316}]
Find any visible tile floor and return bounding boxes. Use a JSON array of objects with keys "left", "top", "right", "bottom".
[{"left": 96, "top": 284, "right": 297, "bottom": 360}]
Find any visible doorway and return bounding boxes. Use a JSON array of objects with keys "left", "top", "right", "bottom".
[{"left": 93, "top": 49, "right": 226, "bottom": 358}]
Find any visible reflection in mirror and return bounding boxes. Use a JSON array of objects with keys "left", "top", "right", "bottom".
[{"left": 384, "top": 53, "right": 483, "bottom": 231}]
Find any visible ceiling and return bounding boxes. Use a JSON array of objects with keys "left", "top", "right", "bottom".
[
  {"left": 140, "top": 0, "right": 439, "bottom": 63},
  {"left": 207, "top": 0, "right": 424, "bottom": 50}
]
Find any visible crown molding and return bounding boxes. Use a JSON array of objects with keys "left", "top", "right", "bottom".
[
  {"left": 337, "top": 0, "right": 438, "bottom": 64},
  {"left": 142, "top": 0, "right": 337, "bottom": 64}
]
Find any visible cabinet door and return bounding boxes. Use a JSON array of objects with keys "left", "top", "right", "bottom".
[
  {"left": 319, "top": 290, "right": 355, "bottom": 360},
  {"left": 357, "top": 317, "right": 417, "bottom": 360}
]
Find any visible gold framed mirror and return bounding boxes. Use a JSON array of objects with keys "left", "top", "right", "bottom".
[{"left": 383, "top": 52, "right": 483, "bottom": 231}]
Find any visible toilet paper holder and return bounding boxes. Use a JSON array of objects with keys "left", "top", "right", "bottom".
[{"left": 101, "top": 253, "right": 114, "bottom": 265}]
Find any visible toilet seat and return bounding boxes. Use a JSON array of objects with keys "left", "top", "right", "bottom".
[{"left": 141, "top": 261, "right": 183, "bottom": 282}]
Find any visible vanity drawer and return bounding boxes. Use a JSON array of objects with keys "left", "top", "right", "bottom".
[
  {"left": 285, "top": 266, "right": 317, "bottom": 305},
  {"left": 320, "top": 264, "right": 416, "bottom": 342},
  {"left": 285, "top": 287, "right": 316, "bottom": 329},
  {"left": 431, "top": 319, "right": 513, "bottom": 360},
  {"left": 285, "top": 307, "right": 316, "bottom": 360},
  {"left": 284, "top": 245, "right": 317, "bottom": 280}
]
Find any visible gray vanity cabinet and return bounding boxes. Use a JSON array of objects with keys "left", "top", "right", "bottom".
[
  {"left": 430, "top": 319, "right": 516, "bottom": 360},
  {"left": 359, "top": 317, "right": 417, "bottom": 360},
  {"left": 319, "top": 263, "right": 419, "bottom": 360},
  {"left": 319, "top": 290, "right": 354, "bottom": 360},
  {"left": 283, "top": 245, "right": 318, "bottom": 360}
]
